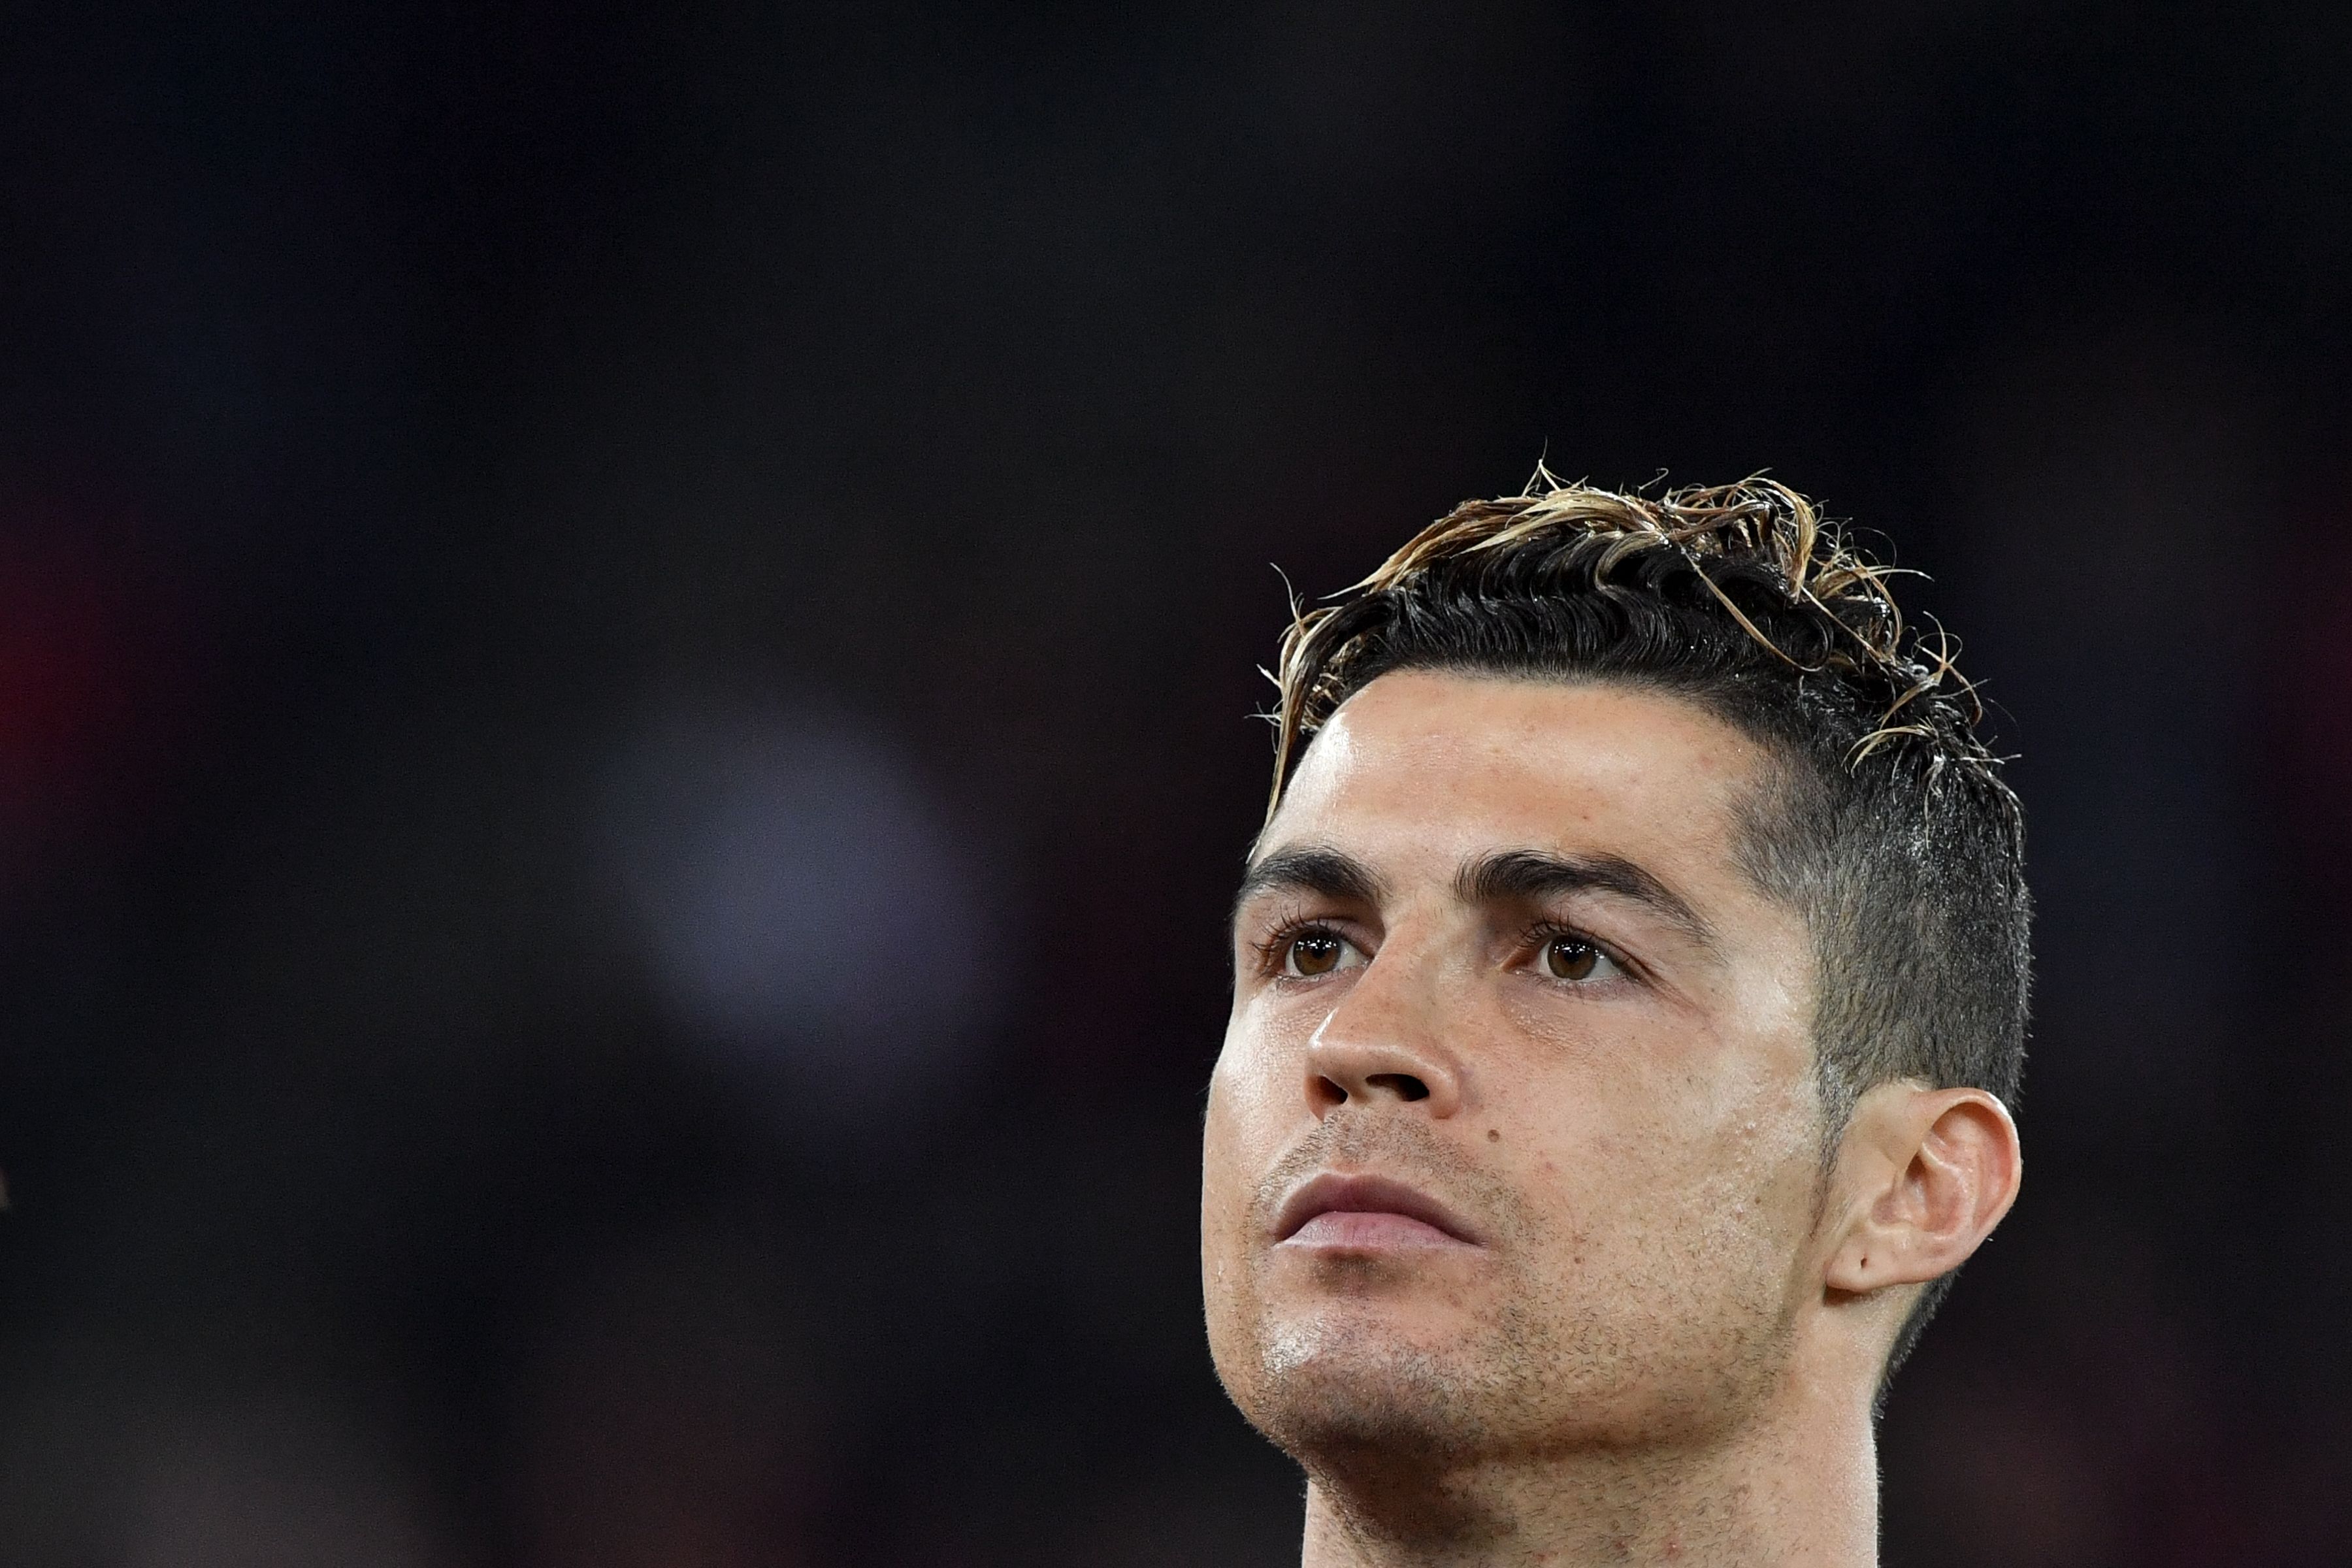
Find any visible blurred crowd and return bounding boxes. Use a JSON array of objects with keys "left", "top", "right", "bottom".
[{"left": 2, "top": 4, "right": 2349, "bottom": 1563}]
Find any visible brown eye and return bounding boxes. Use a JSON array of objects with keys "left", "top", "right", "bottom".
[
  {"left": 1284, "top": 932, "right": 1358, "bottom": 979},
  {"left": 1543, "top": 937, "right": 1618, "bottom": 983}
]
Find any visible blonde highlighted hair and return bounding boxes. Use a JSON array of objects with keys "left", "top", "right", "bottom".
[{"left": 1267, "top": 468, "right": 2003, "bottom": 825}]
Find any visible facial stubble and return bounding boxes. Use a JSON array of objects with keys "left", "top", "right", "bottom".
[{"left": 1210, "top": 1114, "right": 1811, "bottom": 1480}]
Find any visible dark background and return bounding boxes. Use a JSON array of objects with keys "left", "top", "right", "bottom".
[{"left": 3, "top": 4, "right": 2349, "bottom": 1563}]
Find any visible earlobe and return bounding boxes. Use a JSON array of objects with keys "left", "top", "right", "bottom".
[{"left": 1824, "top": 1086, "right": 2021, "bottom": 1296}]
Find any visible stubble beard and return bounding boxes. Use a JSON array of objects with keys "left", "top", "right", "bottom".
[
  {"left": 1212, "top": 1120, "right": 1808, "bottom": 1493},
  {"left": 1250, "top": 1278, "right": 1563, "bottom": 1474},
  {"left": 1215, "top": 1118, "right": 1578, "bottom": 1478}
]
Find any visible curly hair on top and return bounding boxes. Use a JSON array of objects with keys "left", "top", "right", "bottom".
[
  {"left": 1256, "top": 467, "right": 2031, "bottom": 1387},
  {"left": 1267, "top": 468, "right": 2012, "bottom": 828}
]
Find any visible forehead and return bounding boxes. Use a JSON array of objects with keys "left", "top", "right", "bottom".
[{"left": 1265, "top": 670, "right": 1771, "bottom": 883}]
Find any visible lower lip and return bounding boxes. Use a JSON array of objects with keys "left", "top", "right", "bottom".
[{"left": 1281, "top": 1211, "right": 1473, "bottom": 1250}]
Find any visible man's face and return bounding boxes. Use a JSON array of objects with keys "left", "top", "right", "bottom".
[{"left": 1202, "top": 670, "right": 1832, "bottom": 1463}]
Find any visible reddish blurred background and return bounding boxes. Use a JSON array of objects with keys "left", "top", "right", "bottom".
[{"left": 1, "top": 5, "right": 2349, "bottom": 1563}]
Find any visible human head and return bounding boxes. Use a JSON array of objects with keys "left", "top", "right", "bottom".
[
  {"left": 1266, "top": 476, "right": 2029, "bottom": 1140},
  {"left": 1200, "top": 474, "right": 2027, "bottom": 1494}
]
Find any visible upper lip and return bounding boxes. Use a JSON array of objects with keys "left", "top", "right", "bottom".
[{"left": 1272, "top": 1172, "right": 1483, "bottom": 1246}]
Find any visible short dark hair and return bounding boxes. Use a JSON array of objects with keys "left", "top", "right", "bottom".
[{"left": 1264, "top": 472, "right": 2029, "bottom": 1380}]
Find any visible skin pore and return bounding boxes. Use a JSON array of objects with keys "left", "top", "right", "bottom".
[{"left": 1200, "top": 670, "right": 2020, "bottom": 1568}]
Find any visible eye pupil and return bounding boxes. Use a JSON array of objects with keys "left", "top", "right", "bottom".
[
  {"left": 1546, "top": 938, "right": 1599, "bottom": 981},
  {"left": 1291, "top": 934, "right": 1341, "bottom": 976}
]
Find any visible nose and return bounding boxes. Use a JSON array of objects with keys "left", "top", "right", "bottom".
[{"left": 1302, "top": 951, "right": 1463, "bottom": 1120}]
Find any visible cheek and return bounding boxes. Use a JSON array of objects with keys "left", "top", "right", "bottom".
[
  {"left": 1209, "top": 996, "right": 1320, "bottom": 1140},
  {"left": 1512, "top": 984, "right": 1811, "bottom": 1147},
  {"left": 1614, "top": 1111, "right": 1821, "bottom": 1317},
  {"left": 1200, "top": 1023, "right": 1288, "bottom": 1249},
  {"left": 1498, "top": 1032, "right": 1818, "bottom": 1262},
  {"left": 1200, "top": 1045, "right": 1277, "bottom": 1369},
  {"left": 1199, "top": 1066, "right": 1248, "bottom": 1237},
  {"left": 1489, "top": 1012, "right": 1708, "bottom": 1165}
]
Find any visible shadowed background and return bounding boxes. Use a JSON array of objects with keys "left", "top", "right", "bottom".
[{"left": 2, "top": 4, "right": 2348, "bottom": 1563}]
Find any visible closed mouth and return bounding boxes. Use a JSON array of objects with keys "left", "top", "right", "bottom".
[{"left": 1271, "top": 1171, "right": 1482, "bottom": 1248}]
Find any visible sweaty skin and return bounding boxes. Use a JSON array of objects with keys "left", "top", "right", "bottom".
[{"left": 1201, "top": 670, "right": 2019, "bottom": 1568}]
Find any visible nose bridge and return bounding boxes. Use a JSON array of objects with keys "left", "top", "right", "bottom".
[{"left": 1305, "top": 919, "right": 1463, "bottom": 1116}]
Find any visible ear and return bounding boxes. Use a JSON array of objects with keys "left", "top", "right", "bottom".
[{"left": 1823, "top": 1084, "right": 2021, "bottom": 1296}]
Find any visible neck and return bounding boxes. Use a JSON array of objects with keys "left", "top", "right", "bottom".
[{"left": 1297, "top": 1375, "right": 1880, "bottom": 1568}]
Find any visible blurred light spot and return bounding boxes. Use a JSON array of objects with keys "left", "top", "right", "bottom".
[{"left": 596, "top": 699, "right": 1004, "bottom": 1115}]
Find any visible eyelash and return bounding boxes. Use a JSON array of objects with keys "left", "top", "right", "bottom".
[
  {"left": 1249, "top": 916, "right": 1640, "bottom": 987},
  {"left": 1249, "top": 916, "right": 1340, "bottom": 977},
  {"left": 1519, "top": 920, "right": 1641, "bottom": 987}
]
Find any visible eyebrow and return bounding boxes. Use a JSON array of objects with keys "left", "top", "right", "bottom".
[
  {"left": 1453, "top": 847, "right": 1720, "bottom": 952},
  {"left": 1230, "top": 844, "right": 1387, "bottom": 931},
  {"left": 1231, "top": 843, "right": 1713, "bottom": 951}
]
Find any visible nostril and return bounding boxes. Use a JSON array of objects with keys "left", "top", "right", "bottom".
[
  {"left": 1311, "top": 1075, "right": 1349, "bottom": 1109},
  {"left": 1366, "top": 1072, "right": 1429, "bottom": 1102}
]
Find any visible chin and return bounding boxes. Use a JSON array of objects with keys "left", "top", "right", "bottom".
[
  {"left": 1220, "top": 1288, "right": 1731, "bottom": 1467},
  {"left": 1230, "top": 1309, "right": 1509, "bottom": 1464},
  {"left": 1260, "top": 1294, "right": 1470, "bottom": 1376}
]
